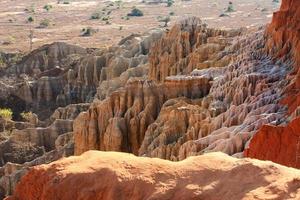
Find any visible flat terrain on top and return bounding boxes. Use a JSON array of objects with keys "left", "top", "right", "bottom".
[{"left": 0, "top": 0, "right": 280, "bottom": 53}]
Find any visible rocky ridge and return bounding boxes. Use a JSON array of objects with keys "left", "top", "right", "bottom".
[{"left": 7, "top": 151, "right": 300, "bottom": 200}]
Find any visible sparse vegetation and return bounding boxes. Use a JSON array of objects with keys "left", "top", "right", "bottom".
[
  {"left": 115, "top": 0, "right": 123, "bottom": 9},
  {"left": 27, "top": 16, "right": 34, "bottom": 23},
  {"left": 167, "top": 0, "right": 174, "bottom": 7},
  {"left": 0, "top": 108, "right": 13, "bottom": 132},
  {"left": 20, "top": 111, "right": 33, "bottom": 122},
  {"left": 122, "top": 16, "right": 130, "bottom": 20},
  {"left": 43, "top": 4, "right": 53, "bottom": 12},
  {"left": 91, "top": 11, "right": 102, "bottom": 20},
  {"left": 24, "top": 4, "right": 35, "bottom": 13},
  {"left": 226, "top": 1, "right": 235, "bottom": 12},
  {"left": 169, "top": 11, "right": 175, "bottom": 16},
  {"left": 119, "top": 26, "right": 123, "bottom": 31},
  {"left": 81, "top": 27, "right": 97, "bottom": 37},
  {"left": 58, "top": 0, "right": 70, "bottom": 4},
  {"left": 127, "top": 7, "right": 144, "bottom": 17},
  {"left": 39, "top": 19, "right": 50, "bottom": 28},
  {"left": 0, "top": 58, "right": 4, "bottom": 68}
]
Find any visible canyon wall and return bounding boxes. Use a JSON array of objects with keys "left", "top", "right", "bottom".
[
  {"left": 74, "top": 17, "right": 290, "bottom": 161},
  {"left": 245, "top": 0, "right": 300, "bottom": 168}
]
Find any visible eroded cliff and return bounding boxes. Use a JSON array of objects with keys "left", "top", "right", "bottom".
[{"left": 245, "top": 0, "right": 300, "bottom": 168}]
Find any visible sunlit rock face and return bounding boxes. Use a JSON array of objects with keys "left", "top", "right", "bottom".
[
  {"left": 245, "top": 117, "right": 300, "bottom": 168},
  {"left": 74, "top": 16, "right": 291, "bottom": 160},
  {"left": 74, "top": 76, "right": 211, "bottom": 155},
  {"left": 139, "top": 28, "right": 290, "bottom": 160},
  {"left": 6, "top": 151, "right": 300, "bottom": 200},
  {"left": 245, "top": 0, "right": 300, "bottom": 168},
  {"left": 148, "top": 17, "right": 244, "bottom": 82}
]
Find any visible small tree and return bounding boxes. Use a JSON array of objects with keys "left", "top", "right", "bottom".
[
  {"left": 226, "top": 1, "right": 234, "bottom": 12},
  {"left": 39, "top": 19, "right": 50, "bottom": 28},
  {"left": 127, "top": 7, "right": 143, "bottom": 17},
  {"left": 43, "top": 4, "right": 53, "bottom": 12},
  {"left": 0, "top": 108, "right": 12, "bottom": 132},
  {"left": 27, "top": 16, "right": 34, "bottom": 51},
  {"left": 167, "top": 0, "right": 174, "bottom": 7}
]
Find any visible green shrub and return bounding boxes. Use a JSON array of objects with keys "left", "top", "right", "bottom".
[
  {"left": 127, "top": 7, "right": 143, "bottom": 17},
  {"left": 0, "top": 108, "right": 13, "bottom": 120},
  {"left": 20, "top": 111, "right": 33, "bottom": 122},
  {"left": 27, "top": 16, "right": 34, "bottom": 23},
  {"left": 167, "top": 0, "right": 174, "bottom": 7},
  {"left": 43, "top": 4, "right": 53, "bottom": 11},
  {"left": 39, "top": 19, "right": 50, "bottom": 28},
  {"left": 0, "top": 108, "right": 12, "bottom": 132},
  {"left": 169, "top": 11, "right": 175, "bottom": 16},
  {"left": 102, "top": 16, "right": 110, "bottom": 21},
  {"left": 81, "top": 27, "right": 97, "bottom": 36},
  {"left": 91, "top": 11, "right": 102, "bottom": 19},
  {"left": 226, "top": 2, "right": 234, "bottom": 12}
]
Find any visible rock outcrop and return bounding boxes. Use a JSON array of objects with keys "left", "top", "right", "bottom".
[
  {"left": 244, "top": 0, "right": 300, "bottom": 168},
  {"left": 75, "top": 17, "right": 291, "bottom": 160},
  {"left": 6, "top": 151, "right": 300, "bottom": 200},
  {"left": 0, "top": 132, "right": 74, "bottom": 198},
  {"left": 74, "top": 76, "right": 210, "bottom": 155},
  {"left": 0, "top": 101, "right": 89, "bottom": 197},
  {"left": 149, "top": 17, "right": 243, "bottom": 82},
  {"left": 245, "top": 117, "right": 300, "bottom": 168},
  {"left": 11, "top": 42, "right": 87, "bottom": 76}
]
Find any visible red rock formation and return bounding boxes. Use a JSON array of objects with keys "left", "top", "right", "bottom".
[
  {"left": 245, "top": 0, "right": 300, "bottom": 167},
  {"left": 265, "top": 0, "right": 300, "bottom": 113},
  {"left": 6, "top": 151, "right": 300, "bottom": 200},
  {"left": 245, "top": 117, "right": 300, "bottom": 168}
]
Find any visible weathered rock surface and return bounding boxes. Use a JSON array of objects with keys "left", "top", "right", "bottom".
[
  {"left": 0, "top": 132, "right": 74, "bottom": 198},
  {"left": 75, "top": 17, "right": 290, "bottom": 160},
  {"left": 1, "top": 30, "right": 162, "bottom": 120},
  {"left": 11, "top": 42, "right": 87, "bottom": 76},
  {"left": 245, "top": 117, "right": 300, "bottom": 168},
  {"left": 74, "top": 76, "right": 210, "bottom": 155},
  {"left": 6, "top": 151, "right": 300, "bottom": 200},
  {"left": 0, "top": 102, "right": 86, "bottom": 197},
  {"left": 245, "top": 0, "right": 300, "bottom": 168},
  {"left": 149, "top": 17, "right": 243, "bottom": 82}
]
